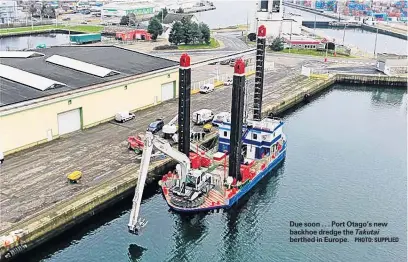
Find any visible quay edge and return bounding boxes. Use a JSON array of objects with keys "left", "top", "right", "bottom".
[{"left": 0, "top": 72, "right": 406, "bottom": 261}]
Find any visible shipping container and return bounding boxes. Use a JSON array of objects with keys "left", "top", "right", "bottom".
[{"left": 70, "top": 33, "right": 101, "bottom": 44}]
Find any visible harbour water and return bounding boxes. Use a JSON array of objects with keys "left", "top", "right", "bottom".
[
  {"left": 196, "top": 0, "right": 256, "bottom": 29},
  {"left": 18, "top": 85, "right": 407, "bottom": 262},
  {"left": 283, "top": 5, "right": 335, "bottom": 21},
  {"left": 0, "top": 33, "right": 70, "bottom": 51},
  {"left": 316, "top": 27, "right": 408, "bottom": 55}
]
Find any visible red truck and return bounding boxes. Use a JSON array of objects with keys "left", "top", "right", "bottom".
[{"left": 115, "top": 29, "right": 152, "bottom": 41}]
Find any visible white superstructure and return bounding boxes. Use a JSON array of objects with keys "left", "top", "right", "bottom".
[{"left": 250, "top": 0, "right": 302, "bottom": 39}]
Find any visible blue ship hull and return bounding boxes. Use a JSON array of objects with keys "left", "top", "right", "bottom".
[{"left": 164, "top": 142, "right": 287, "bottom": 213}]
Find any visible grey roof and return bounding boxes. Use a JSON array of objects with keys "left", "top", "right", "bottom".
[
  {"left": 0, "top": 46, "right": 178, "bottom": 107},
  {"left": 162, "top": 13, "right": 194, "bottom": 24}
]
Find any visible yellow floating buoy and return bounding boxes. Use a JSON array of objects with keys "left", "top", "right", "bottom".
[{"left": 67, "top": 171, "right": 82, "bottom": 183}]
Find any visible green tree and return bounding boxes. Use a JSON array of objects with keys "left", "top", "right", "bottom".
[
  {"left": 120, "top": 15, "right": 129, "bottom": 25},
  {"left": 147, "top": 17, "right": 163, "bottom": 41},
  {"left": 176, "top": 7, "right": 184, "bottom": 13},
  {"left": 168, "top": 21, "right": 184, "bottom": 45},
  {"left": 181, "top": 17, "right": 193, "bottom": 44},
  {"left": 190, "top": 22, "right": 201, "bottom": 44},
  {"left": 199, "top": 22, "right": 210, "bottom": 44},
  {"left": 29, "top": 4, "right": 37, "bottom": 16},
  {"left": 128, "top": 13, "right": 137, "bottom": 26},
  {"left": 155, "top": 8, "right": 168, "bottom": 22},
  {"left": 270, "top": 37, "right": 284, "bottom": 51},
  {"left": 44, "top": 6, "right": 56, "bottom": 18}
]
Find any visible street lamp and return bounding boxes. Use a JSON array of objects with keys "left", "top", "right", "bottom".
[
  {"left": 342, "top": 24, "right": 346, "bottom": 45},
  {"left": 373, "top": 27, "right": 378, "bottom": 57},
  {"left": 314, "top": 14, "right": 316, "bottom": 36}
]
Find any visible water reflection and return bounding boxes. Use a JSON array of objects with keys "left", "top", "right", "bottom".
[
  {"left": 371, "top": 88, "right": 406, "bottom": 107},
  {"left": 221, "top": 163, "right": 284, "bottom": 261},
  {"left": 168, "top": 213, "right": 209, "bottom": 262},
  {"left": 0, "top": 33, "right": 70, "bottom": 51},
  {"left": 335, "top": 85, "right": 406, "bottom": 107},
  {"left": 127, "top": 244, "right": 147, "bottom": 262}
]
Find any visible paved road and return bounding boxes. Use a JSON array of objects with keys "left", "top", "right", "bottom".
[
  {"left": 214, "top": 32, "right": 250, "bottom": 51},
  {"left": 150, "top": 32, "right": 250, "bottom": 58}
]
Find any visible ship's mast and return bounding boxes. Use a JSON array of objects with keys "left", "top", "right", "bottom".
[
  {"left": 178, "top": 53, "right": 191, "bottom": 155},
  {"left": 253, "top": 25, "right": 267, "bottom": 121},
  {"left": 228, "top": 59, "right": 246, "bottom": 182}
]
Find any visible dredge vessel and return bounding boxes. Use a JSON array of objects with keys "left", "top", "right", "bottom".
[{"left": 128, "top": 25, "right": 286, "bottom": 234}]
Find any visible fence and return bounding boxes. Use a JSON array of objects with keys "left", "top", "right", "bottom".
[
  {"left": 301, "top": 66, "right": 331, "bottom": 79},
  {"left": 0, "top": 20, "right": 54, "bottom": 29},
  {"left": 190, "top": 65, "right": 257, "bottom": 93}
]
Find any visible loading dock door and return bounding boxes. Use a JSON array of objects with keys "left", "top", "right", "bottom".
[
  {"left": 58, "top": 108, "right": 81, "bottom": 135},
  {"left": 161, "top": 81, "right": 175, "bottom": 102}
]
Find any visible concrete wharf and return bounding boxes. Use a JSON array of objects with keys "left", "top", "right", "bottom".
[{"left": 0, "top": 55, "right": 406, "bottom": 260}]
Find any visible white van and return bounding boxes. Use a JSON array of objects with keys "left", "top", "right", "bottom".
[
  {"left": 199, "top": 84, "right": 214, "bottom": 94},
  {"left": 193, "top": 109, "right": 214, "bottom": 125},
  {"left": 115, "top": 111, "right": 135, "bottom": 123}
]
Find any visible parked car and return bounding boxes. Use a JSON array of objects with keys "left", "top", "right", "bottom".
[
  {"left": 147, "top": 119, "right": 165, "bottom": 133},
  {"left": 62, "top": 17, "right": 71, "bottom": 21},
  {"left": 212, "top": 112, "right": 230, "bottom": 126},
  {"left": 220, "top": 59, "right": 231, "bottom": 65},
  {"left": 193, "top": 109, "right": 214, "bottom": 125},
  {"left": 224, "top": 78, "right": 233, "bottom": 86},
  {"left": 199, "top": 83, "right": 214, "bottom": 94},
  {"left": 115, "top": 112, "right": 135, "bottom": 123},
  {"left": 0, "top": 151, "right": 4, "bottom": 164}
]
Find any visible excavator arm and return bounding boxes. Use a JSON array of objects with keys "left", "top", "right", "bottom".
[
  {"left": 152, "top": 136, "right": 191, "bottom": 192},
  {"left": 128, "top": 132, "right": 154, "bottom": 234},
  {"left": 168, "top": 114, "right": 178, "bottom": 126},
  {"left": 128, "top": 132, "right": 191, "bottom": 235}
]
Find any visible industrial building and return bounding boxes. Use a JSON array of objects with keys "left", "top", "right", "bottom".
[
  {"left": 101, "top": 1, "right": 155, "bottom": 24},
  {"left": 376, "top": 53, "right": 408, "bottom": 76},
  {"left": 249, "top": 0, "right": 302, "bottom": 39},
  {"left": 0, "top": 46, "right": 179, "bottom": 154},
  {"left": 0, "top": 0, "right": 17, "bottom": 24}
]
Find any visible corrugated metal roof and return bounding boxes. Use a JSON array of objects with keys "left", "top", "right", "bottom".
[
  {"left": 0, "top": 46, "right": 178, "bottom": 107},
  {"left": 0, "top": 51, "right": 44, "bottom": 58},
  {"left": 46, "top": 55, "right": 120, "bottom": 77},
  {"left": 0, "top": 64, "right": 66, "bottom": 91},
  {"left": 162, "top": 13, "right": 194, "bottom": 24}
]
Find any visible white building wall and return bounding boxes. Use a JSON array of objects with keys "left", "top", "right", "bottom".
[
  {"left": 281, "top": 20, "right": 301, "bottom": 35},
  {"left": 257, "top": 20, "right": 282, "bottom": 38},
  {"left": 0, "top": 0, "right": 17, "bottom": 24},
  {"left": 251, "top": 0, "right": 285, "bottom": 38}
]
